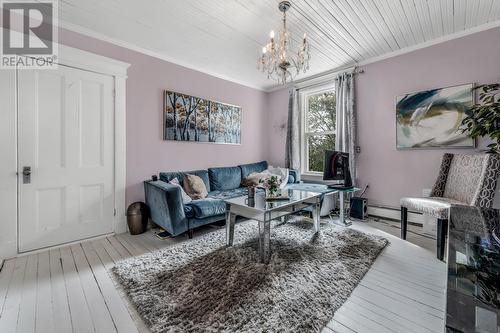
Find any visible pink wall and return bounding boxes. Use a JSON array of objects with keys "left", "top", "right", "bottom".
[
  {"left": 58, "top": 29, "right": 268, "bottom": 205},
  {"left": 267, "top": 26, "right": 500, "bottom": 208}
]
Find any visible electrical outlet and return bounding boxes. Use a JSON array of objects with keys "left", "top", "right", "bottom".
[{"left": 422, "top": 188, "right": 431, "bottom": 197}]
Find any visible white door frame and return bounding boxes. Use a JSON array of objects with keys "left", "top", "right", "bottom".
[{"left": 14, "top": 45, "right": 130, "bottom": 255}]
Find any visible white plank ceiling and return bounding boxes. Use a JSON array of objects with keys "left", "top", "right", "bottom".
[{"left": 56, "top": 0, "right": 500, "bottom": 90}]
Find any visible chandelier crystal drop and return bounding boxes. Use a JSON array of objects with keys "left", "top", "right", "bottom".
[{"left": 257, "top": 1, "right": 311, "bottom": 85}]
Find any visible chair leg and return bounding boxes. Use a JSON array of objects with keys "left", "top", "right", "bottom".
[
  {"left": 188, "top": 228, "right": 193, "bottom": 239},
  {"left": 437, "top": 218, "right": 448, "bottom": 261},
  {"left": 401, "top": 207, "right": 408, "bottom": 240}
]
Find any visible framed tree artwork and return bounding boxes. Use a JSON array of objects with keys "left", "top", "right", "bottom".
[{"left": 163, "top": 90, "right": 242, "bottom": 144}]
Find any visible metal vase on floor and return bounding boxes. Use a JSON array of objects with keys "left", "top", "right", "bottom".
[{"left": 126, "top": 202, "right": 149, "bottom": 235}]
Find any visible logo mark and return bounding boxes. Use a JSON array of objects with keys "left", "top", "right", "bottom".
[{"left": 1, "top": 0, "right": 58, "bottom": 69}]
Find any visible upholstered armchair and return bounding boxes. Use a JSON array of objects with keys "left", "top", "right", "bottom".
[{"left": 400, "top": 153, "right": 500, "bottom": 260}]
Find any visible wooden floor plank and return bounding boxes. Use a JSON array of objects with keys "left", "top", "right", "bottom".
[
  {"left": 49, "top": 248, "right": 73, "bottom": 333},
  {"left": 35, "top": 251, "right": 55, "bottom": 333},
  {"left": 140, "top": 231, "right": 175, "bottom": 250},
  {"left": 0, "top": 256, "right": 27, "bottom": 333},
  {"left": 0, "top": 259, "right": 16, "bottom": 317},
  {"left": 91, "top": 239, "right": 118, "bottom": 268},
  {"left": 98, "top": 238, "right": 124, "bottom": 263},
  {"left": 16, "top": 254, "right": 37, "bottom": 333},
  {"left": 326, "top": 319, "right": 356, "bottom": 333},
  {"left": 333, "top": 310, "right": 388, "bottom": 333},
  {"left": 60, "top": 246, "right": 95, "bottom": 333},
  {"left": 350, "top": 284, "right": 443, "bottom": 331},
  {"left": 368, "top": 267, "right": 444, "bottom": 294},
  {"left": 342, "top": 299, "right": 431, "bottom": 333},
  {"left": 88, "top": 240, "right": 150, "bottom": 333},
  {"left": 348, "top": 295, "right": 437, "bottom": 333},
  {"left": 123, "top": 233, "right": 156, "bottom": 253},
  {"left": 115, "top": 234, "right": 148, "bottom": 256},
  {"left": 70, "top": 244, "right": 117, "bottom": 333},
  {"left": 107, "top": 236, "right": 134, "bottom": 259},
  {"left": 360, "top": 272, "right": 445, "bottom": 310},
  {"left": 81, "top": 241, "right": 139, "bottom": 333}
]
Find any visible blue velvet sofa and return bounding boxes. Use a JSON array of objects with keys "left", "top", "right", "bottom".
[{"left": 144, "top": 161, "right": 300, "bottom": 238}]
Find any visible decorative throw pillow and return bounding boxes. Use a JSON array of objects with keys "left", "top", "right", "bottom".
[
  {"left": 267, "top": 166, "right": 289, "bottom": 189},
  {"left": 242, "top": 171, "right": 269, "bottom": 187},
  {"left": 183, "top": 174, "right": 208, "bottom": 199},
  {"left": 168, "top": 178, "right": 192, "bottom": 204}
]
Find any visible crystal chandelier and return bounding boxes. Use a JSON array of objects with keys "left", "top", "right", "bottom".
[{"left": 257, "top": 1, "right": 311, "bottom": 85}]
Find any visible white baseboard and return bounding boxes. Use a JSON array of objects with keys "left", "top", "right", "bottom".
[{"left": 367, "top": 205, "right": 424, "bottom": 225}]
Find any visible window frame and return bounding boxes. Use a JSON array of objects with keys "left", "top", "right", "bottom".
[{"left": 299, "top": 83, "right": 336, "bottom": 176}]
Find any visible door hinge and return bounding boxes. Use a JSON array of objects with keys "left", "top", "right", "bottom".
[{"left": 114, "top": 209, "right": 117, "bottom": 216}]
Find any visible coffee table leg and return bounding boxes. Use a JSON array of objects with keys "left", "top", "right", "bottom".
[
  {"left": 258, "top": 218, "right": 271, "bottom": 264},
  {"left": 225, "top": 207, "right": 236, "bottom": 246},
  {"left": 313, "top": 198, "right": 321, "bottom": 233},
  {"left": 339, "top": 192, "right": 352, "bottom": 226}
]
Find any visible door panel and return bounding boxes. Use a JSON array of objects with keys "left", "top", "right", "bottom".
[{"left": 18, "top": 65, "right": 115, "bottom": 252}]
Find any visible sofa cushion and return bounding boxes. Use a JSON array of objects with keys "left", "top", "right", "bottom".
[
  {"left": 241, "top": 172, "right": 268, "bottom": 187},
  {"left": 208, "top": 187, "right": 248, "bottom": 200},
  {"left": 208, "top": 166, "right": 242, "bottom": 191},
  {"left": 159, "top": 170, "right": 210, "bottom": 192},
  {"left": 183, "top": 174, "right": 208, "bottom": 199},
  {"left": 168, "top": 178, "right": 192, "bottom": 204},
  {"left": 239, "top": 161, "right": 268, "bottom": 179},
  {"left": 186, "top": 198, "right": 226, "bottom": 219}
]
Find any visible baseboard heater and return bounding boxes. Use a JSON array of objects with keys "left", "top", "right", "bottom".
[{"left": 367, "top": 204, "right": 424, "bottom": 226}]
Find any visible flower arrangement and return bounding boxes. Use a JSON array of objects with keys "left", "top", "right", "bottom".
[{"left": 259, "top": 175, "right": 282, "bottom": 197}]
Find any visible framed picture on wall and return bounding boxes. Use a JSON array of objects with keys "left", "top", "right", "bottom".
[
  {"left": 163, "top": 90, "right": 242, "bottom": 144},
  {"left": 396, "top": 83, "right": 475, "bottom": 149}
]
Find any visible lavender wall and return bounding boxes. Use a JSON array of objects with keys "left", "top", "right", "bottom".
[
  {"left": 58, "top": 29, "right": 268, "bottom": 205},
  {"left": 267, "top": 26, "right": 500, "bottom": 208},
  {"left": 266, "top": 88, "right": 290, "bottom": 167}
]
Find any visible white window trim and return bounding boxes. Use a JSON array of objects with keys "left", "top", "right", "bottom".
[{"left": 299, "top": 83, "right": 335, "bottom": 177}]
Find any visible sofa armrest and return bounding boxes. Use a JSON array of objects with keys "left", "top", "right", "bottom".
[
  {"left": 144, "top": 180, "right": 188, "bottom": 236},
  {"left": 288, "top": 169, "right": 301, "bottom": 183}
]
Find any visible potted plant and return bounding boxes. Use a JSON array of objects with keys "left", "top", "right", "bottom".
[
  {"left": 461, "top": 84, "right": 500, "bottom": 153},
  {"left": 260, "top": 175, "right": 282, "bottom": 198}
]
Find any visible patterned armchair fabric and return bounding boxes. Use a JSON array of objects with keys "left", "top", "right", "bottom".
[
  {"left": 401, "top": 153, "right": 500, "bottom": 219},
  {"left": 400, "top": 197, "right": 465, "bottom": 219},
  {"left": 430, "top": 153, "right": 453, "bottom": 197}
]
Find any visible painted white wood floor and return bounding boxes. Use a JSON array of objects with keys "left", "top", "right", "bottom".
[{"left": 0, "top": 221, "right": 446, "bottom": 333}]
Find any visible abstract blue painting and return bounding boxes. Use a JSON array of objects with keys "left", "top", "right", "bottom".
[
  {"left": 396, "top": 84, "right": 475, "bottom": 149},
  {"left": 164, "top": 90, "right": 241, "bottom": 144}
]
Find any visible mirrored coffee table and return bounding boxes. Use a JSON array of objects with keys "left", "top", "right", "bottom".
[{"left": 224, "top": 189, "right": 322, "bottom": 263}]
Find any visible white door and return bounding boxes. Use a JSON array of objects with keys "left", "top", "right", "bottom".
[{"left": 18, "top": 65, "right": 115, "bottom": 252}]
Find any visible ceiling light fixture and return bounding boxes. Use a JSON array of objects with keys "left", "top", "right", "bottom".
[{"left": 257, "top": 1, "right": 310, "bottom": 85}]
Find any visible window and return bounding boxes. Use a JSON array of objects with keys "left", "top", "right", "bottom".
[{"left": 300, "top": 85, "right": 336, "bottom": 175}]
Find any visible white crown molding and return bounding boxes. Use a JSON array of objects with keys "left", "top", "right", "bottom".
[
  {"left": 57, "top": 19, "right": 267, "bottom": 92},
  {"left": 267, "top": 20, "right": 500, "bottom": 93},
  {"left": 356, "top": 19, "right": 500, "bottom": 68}
]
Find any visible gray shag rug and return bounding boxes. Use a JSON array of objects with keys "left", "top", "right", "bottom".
[{"left": 113, "top": 218, "right": 389, "bottom": 333}]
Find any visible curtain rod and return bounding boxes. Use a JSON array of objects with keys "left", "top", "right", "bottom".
[{"left": 295, "top": 67, "right": 364, "bottom": 91}]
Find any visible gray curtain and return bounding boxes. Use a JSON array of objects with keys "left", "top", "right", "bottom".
[
  {"left": 335, "top": 72, "right": 357, "bottom": 184},
  {"left": 285, "top": 88, "right": 300, "bottom": 170}
]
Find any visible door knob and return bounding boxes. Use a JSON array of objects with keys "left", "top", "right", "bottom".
[{"left": 22, "top": 166, "right": 31, "bottom": 184}]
